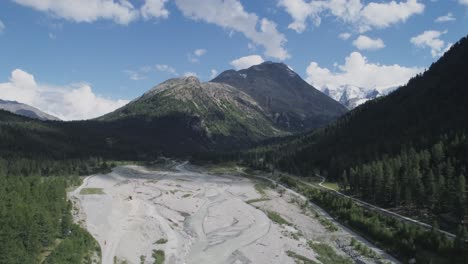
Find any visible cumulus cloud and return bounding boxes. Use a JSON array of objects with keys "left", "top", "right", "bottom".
[
  {"left": 175, "top": 0, "right": 289, "bottom": 60},
  {"left": 155, "top": 64, "right": 177, "bottom": 75},
  {"left": 305, "top": 52, "right": 422, "bottom": 91},
  {"left": 188, "top": 48, "right": 207, "bottom": 63},
  {"left": 210, "top": 69, "right": 218, "bottom": 79},
  {"left": 141, "top": 0, "right": 169, "bottom": 19},
  {"left": 0, "top": 19, "right": 5, "bottom": 33},
  {"left": 0, "top": 69, "right": 129, "bottom": 120},
  {"left": 352, "top": 35, "right": 385, "bottom": 50},
  {"left": 12, "top": 0, "right": 140, "bottom": 25},
  {"left": 339, "top": 32, "right": 351, "bottom": 40},
  {"left": 410, "top": 30, "right": 451, "bottom": 57},
  {"left": 278, "top": 0, "right": 424, "bottom": 33},
  {"left": 230, "top": 55, "right": 265, "bottom": 70},
  {"left": 435, "top": 13, "right": 455, "bottom": 23}
]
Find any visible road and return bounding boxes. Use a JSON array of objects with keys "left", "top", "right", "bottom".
[{"left": 312, "top": 175, "right": 457, "bottom": 239}]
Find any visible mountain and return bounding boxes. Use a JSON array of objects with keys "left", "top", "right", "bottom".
[
  {"left": 0, "top": 99, "right": 60, "bottom": 121},
  {"left": 234, "top": 35, "right": 468, "bottom": 262},
  {"left": 211, "top": 62, "right": 347, "bottom": 132},
  {"left": 100, "top": 76, "right": 284, "bottom": 148},
  {"left": 321, "top": 85, "right": 398, "bottom": 109}
]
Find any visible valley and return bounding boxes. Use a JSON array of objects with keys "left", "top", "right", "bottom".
[{"left": 70, "top": 162, "right": 396, "bottom": 264}]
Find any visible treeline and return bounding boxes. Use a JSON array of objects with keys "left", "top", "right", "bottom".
[
  {"left": 279, "top": 175, "right": 467, "bottom": 263},
  {"left": 0, "top": 158, "right": 107, "bottom": 264},
  {"left": 339, "top": 133, "right": 467, "bottom": 229}
]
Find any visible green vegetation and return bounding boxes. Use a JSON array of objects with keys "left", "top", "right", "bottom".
[
  {"left": 152, "top": 249, "right": 165, "bottom": 264},
  {"left": 278, "top": 175, "right": 464, "bottom": 263},
  {"left": 308, "top": 242, "right": 353, "bottom": 264},
  {"left": 154, "top": 238, "right": 168, "bottom": 244},
  {"left": 266, "top": 211, "right": 291, "bottom": 226},
  {"left": 320, "top": 182, "right": 339, "bottom": 191},
  {"left": 246, "top": 198, "right": 271, "bottom": 204},
  {"left": 286, "top": 250, "right": 317, "bottom": 264},
  {"left": 318, "top": 217, "right": 338, "bottom": 232},
  {"left": 140, "top": 255, "right": 146, "bottom": 264},
  {"left": 80, "top": 188, "right": 105, "bottom": 195},
  {"left": 254, "top": 182, "right": 268, "bottom": 196},
  {"left": 44, "top": 224, "right": 100, "bottom": 264},
  {"left": 0, "top": 158, "right": 109, "bottom": 264},
  {"left": 182, "top": 193, "right": 191, "bottom": 198},
  {"left": 350, "top": 238, "right": 379, "bottom": 259}
]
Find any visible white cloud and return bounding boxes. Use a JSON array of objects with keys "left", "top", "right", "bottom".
[
  {"left": 12, "top": 0, "right": 139, "bottom": 25},
  {"left": 188, "top": 48, "right": 207, "bottom": 63},
  {"left": 339, "top": 32, "right": 351, "bottom": 40},
  {"left": 278, "top": 0, "right": 424, "bottom": 33},
  {"left": 210, "top": 69, "right": 218, "bottom": 79},
  {"left": 230, "top": 55, "right": 264, "bottom": 70},
  {"left": 0, "top": 69, "right": 129, "bottom": 120},
  {"left": 459, "top": 0, "right": 468, "bottom": 6},
  {"left": 0, "top": 20, "right": 5, "bottom": 33},
  {"left": 410, "top": 30, "right": 450, "bottom": 57},
  {"left": 435, "top": 12, "right": 455, "bottom": 23},
  {"left": 306, "top": 51, "right": 422, "bottom": 91},
  {"left": 175, "top": 0, "right": 289, "bottom": 60},
  {"left": 124, "top": 70, "right": 146, "bottom": 81},
  {"left": 141, "top": 0, "right": 169, "bottom": 19},
  {"left": 194, "top": 49, "right": 207, "bottom": 57},
  {"left": 183, "top": 72, "right": 198, "bottom": 77},
  {"left": 155, "top": 64, "right": 177, "bottom": 75},
  {"left": 352, "top": 35, "right": 385, "bottom": 50}
]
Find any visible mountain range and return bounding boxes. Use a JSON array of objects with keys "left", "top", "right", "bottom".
[
  {"left": 319, "top": 85, "right": 398, "bottom": 109},
  {"left": 0, "top": 99, "right": 60, "bottom": 121}
]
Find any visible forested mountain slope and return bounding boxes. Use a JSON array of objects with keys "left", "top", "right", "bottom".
[{"left": 242, "top": 35, "right": 468, "bottom": 230}]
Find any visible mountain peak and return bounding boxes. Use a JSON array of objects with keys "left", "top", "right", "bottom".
[{"left": 211, "top": 61, "right": 347, "bottom": 131}]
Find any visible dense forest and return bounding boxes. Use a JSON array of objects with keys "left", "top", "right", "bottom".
[{"left": 0, "top": 158, "right": 109, "bottom": 263}]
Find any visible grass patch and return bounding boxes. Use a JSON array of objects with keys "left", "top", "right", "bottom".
[
  {"left": 246, "top": 198, "right": 271, "bottom": 204},
  {"left": 308, "top": 242, "right": 353, "bottom": 264},
  {"left": 79, "top": 188, "right": 104, "bottom": 195},
  {"left": 152, "top": 250, "right": 165, "bottom": 264},
  {"left": 267, "top": 211, "right": 291, "bottom": 226},
  {"left": 350, "top": 238, "right": 380, "bottom": 259},
  {"left": 318, "top": 217, "right": 338, "bottom": 232},
  {"left": 182, "top": 194, "right": 191, "bottom": 198},
  {"left": 286, "top": 250, "right": 317, "bottom": 264},
  {"left": 154, "top": 238, "right": 168, "bottom": 244},
  {"left": 254, "top": 183, "right": 267, "bottom": 196},
  {"left": 321, "top": 182, "right": 339, "bottom": 191}
]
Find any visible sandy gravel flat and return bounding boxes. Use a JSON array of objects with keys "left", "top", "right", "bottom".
[{"left": 69, "top": 162, "right": 398, "bottom": 264}]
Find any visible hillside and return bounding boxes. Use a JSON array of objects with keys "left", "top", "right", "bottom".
[
  {"left": 101, "top": 76, "right": 284, "bottom": 147},
  {"left": 212, "top": 62, "right": 347, "bottom": 132},
  {"left": 0, "top": 99, "right": 60, "bottom": 121},
  {"left": 242, "top": 35, "right": 468, "bottom": 232}
]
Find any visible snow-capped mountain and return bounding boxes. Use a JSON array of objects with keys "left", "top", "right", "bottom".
[{"left": 321, "top": 85, "right": 398, "bottom": 109}]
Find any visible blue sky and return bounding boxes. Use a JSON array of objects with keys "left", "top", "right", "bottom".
[{"left": 0, "top": 0, "right": 467, "bottom": 120}]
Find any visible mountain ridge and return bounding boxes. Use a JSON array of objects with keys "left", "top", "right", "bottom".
[{"left": 211, "top": 61, "right": 348, "bottom": 132}]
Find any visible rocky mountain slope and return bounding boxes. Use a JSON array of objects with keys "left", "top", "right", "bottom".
[
  {"left": 101, "top": 76, "right": 284, "bottom": 146},
  {"left": 211, "top": 62, "right": 347, "bottom": 132},
  {"left": 0, "top": 99, "right": 60, "bottom": 121}
]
